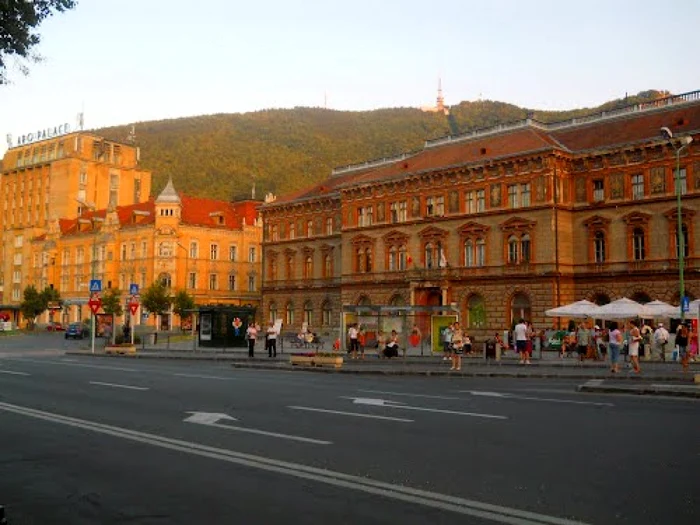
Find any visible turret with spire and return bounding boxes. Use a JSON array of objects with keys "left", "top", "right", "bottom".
[{"left": 154, "top": 176, "right": 182, "bottom": 225}]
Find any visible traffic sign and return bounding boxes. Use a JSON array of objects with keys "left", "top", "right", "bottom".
[
  {"left": 681, "top": 296, "right": 690, "bottom": 313},
  {"left": 88, "top": 296, "right": 102, "bottom": 315},
  {"left": 129, "top": 294, "right": 140, "bottom": 315},
  {"left": 129, "top": 283, "right": 139, "bottom": 295},
  {"left": 89, "top": 279, "right": 102, "bottom": 293}
]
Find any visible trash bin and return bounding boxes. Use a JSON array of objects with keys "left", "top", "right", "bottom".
[
  {"left": 149, "top": 332, "right": 158, "bottom": 345},
  {"left": 485, "top": 340, "right": 497, "bottom": 359}
]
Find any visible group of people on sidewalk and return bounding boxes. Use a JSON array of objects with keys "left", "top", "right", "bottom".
[{"left": 440, "top": 321, "right": 473, "bottom": 370}]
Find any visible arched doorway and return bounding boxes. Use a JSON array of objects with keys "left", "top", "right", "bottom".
[
  {"left": 591, "top": 293, "right": 611, "bottom": 306},
  {"left": 426, "top": 290, "right": 442, "bottom": 306},
  {"left": 510, "top": 292, "right": 531, "bottom": 326}
]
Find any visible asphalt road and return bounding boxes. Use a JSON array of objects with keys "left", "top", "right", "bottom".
[{"left": 0, "top": 333, "right": 698, "bottom": 524}]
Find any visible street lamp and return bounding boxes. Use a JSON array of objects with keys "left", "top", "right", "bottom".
[{"left": 660, "top": 127, "right": 693, "bottom": 322}]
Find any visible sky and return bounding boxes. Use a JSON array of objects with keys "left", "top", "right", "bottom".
[{"left": 1, "top": 0, "right": 699, "bottom": 155}]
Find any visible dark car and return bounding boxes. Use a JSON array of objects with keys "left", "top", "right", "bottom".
[{"left": 65, "top": 323, "right": 87, "bottom": 340}]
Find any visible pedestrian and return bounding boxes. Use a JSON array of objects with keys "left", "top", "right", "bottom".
[
  {"left": 676, "top": 323, "right": 690, "bottom": 372},
  {"left": 442, "top": 323, "right": 453, "bottom": 361},
  {"left": 514, "top": 318, "right": 530, "bottom": 365},
  {"left": 653, "top": 322, "right": 669, "bottom": 361},
  {"left": 451, "top": 322, "right": 463, "bottom": 370},
  {"left": 377, "top": 330, "right": 386, "bottom": 359},
  {"left": 384, "top": 330, "right": 399, "bottom": 358},
  {"left": 641, "top": 321, "right": 653, "bottom": 360},
  {"left": 266, "top": 321, "right": 278, "bottom": 358},
  {"left": 628, "top": 320, "right": 642, "bottom": 374},
  {"left": 576, "top": 321, "right": 591, "bottom": 362},
  {"left": 122, "top": 322, "right": 131, "bottom": 343},
  {"left": 689, "top": 325, "right": 698, "bottom": 362},
  {"left": 608, "top": 321, "right": 622, "bottom": 373},
  {"left": 246, "top": 322, "right": 258, "bottom": 358},
  {"left": 348, "top": 323, "right": 359, "bottom": 359}
]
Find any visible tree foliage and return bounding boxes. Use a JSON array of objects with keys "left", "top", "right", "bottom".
[
  {"left": 141, "top": 281, "right": 171, "bottom": 326},
  {"left": 172, "top": 289, "right": 195, "bottom": 318},
  {"left": 19, "top": 285, "right": 60, "bottom": 329},
  {"left": 97, "top": 91, "right": 669, "bottom": 202},
  {"left": 0, "top": 0, "right": 77, "bottom": 84},
  {"left": 101, "top": 288, "right": 123, "bottom": 317}
]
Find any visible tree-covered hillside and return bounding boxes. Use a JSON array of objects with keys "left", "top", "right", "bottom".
[{"left": 97, "top": 90, "right": 667, "bottom": 201}]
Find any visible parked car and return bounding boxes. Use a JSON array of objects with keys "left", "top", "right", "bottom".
[
  {"left": 46, "top": 322, "right": 65, "bottom": 332},
  {"left": 65, "top": 323, "right": 88, "bottom": 339}
]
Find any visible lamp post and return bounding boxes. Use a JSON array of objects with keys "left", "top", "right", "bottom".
[{"left": 661, "top": 127, "right": 693, "bottom": 322}]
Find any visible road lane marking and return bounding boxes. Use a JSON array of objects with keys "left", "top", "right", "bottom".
[
  {"left": 358, "top": 389, "right": 461, "bottom": 400},
  {"left": 343, "top": 397, "right": 507, "bottom": 420},
  {"left": 184, "top": 417, "right": 331, "bottom": 445},
  {"left": 7, "top": 358, "right": 140, "bottom": 372},
  {"left": 61, "top": 358, "right": 78, "bottom": 362},
  {"left": 173, "top": 373, "right": 237, "bottom": 381},
  {"left": 288, "top": 406, "right": 414, "bottom": 423},
  {"left": 89, "top": 381, "right": 149, "bottom": 391},
  {"left": 457, "top": 390, "right": 613, "bottom": 407},
  {"left": 184, "top": 412, "right": 238, "bottom": 424},
  {"left": 0, "top": 369, "right": 30, "bottom": 376},
  {"left": 0, "top": 400, "right": 590, "bottom": 525}
]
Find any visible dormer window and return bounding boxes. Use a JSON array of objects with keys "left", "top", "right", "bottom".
[{"left": 209, "top": 211, "right": 225, "bottom": 225}]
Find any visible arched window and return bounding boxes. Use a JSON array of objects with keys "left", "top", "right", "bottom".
[
  {"left": 388, "top": 246, "right": 397, "bottom": 271},
  {"left": 286, "top": 256, "right": 294, "bottom": 279},
  {"left": 476, "top": 238, "right": 485, "bottom": 267},
  {"left": 304, "top": 256, "right": 313, "bottom": 279},
  {"left": 269, "top": 302, "right": 277, "bottom": 322},
  {"left": 398, "top": 245, "right": 407, "bottom": 270},
  {"left": 364, "top": 247, "right": 372, "bottom": 272},
  {"left": 594, "top": 231, "right": 606, "bottom": 263},
  {"left": 158, "top": 242, "right": 172, "bottom": 257},
  {"left": 322, "top": 301, "right": 332, "bottom": 326},
  {"left": 676, "top": 224, "right": 689, "bottom": 258},
  {"left": 464, "top": 239, "right": 474, "bottom": 267},
  {"left": 510, "top": 292, "right": 531, "bottom": 325},
  {"left": 521, "top": 234, "right": 531, "bottom": 263},
  {"left": 355, "top": 248, "right": 363, "bottom": 273},
  {"left": 324, "top": 254, "right": 332, "bottom": 278},
  {"left": 303, "top": 301, "right": 313, "bottom": 325},
  {"left": 467, "top": 294, "right": 486, "bottom": 329},
  {"left": 508, "top": 236, "right": 519, "bottom": 264},
  {"left": 630, "top": 291, "right": 651, "bottom": 304},
  {"left": 388, "top": 294, "right": 406, "bottom": 306},
  {"left": 632, "top": 227, "right": 645, "bottom": 260},
  {"left": 425, "top": 242, "right": 435, "bottom": 268},
  {"left": 269, "top": 259, "right": 278, "bottom": 280},
  {"left": 158, "top": 272, "right": 172, "bottom": 288},
  {"left": 285, "top": 303, "right": 294, "bottom": 326},
  {"left": 357, "top": 295, "right": 371, "bottom": 307}
]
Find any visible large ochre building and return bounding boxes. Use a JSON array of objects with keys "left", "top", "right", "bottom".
[
  {"left": 1, "top": 131, "right": 262, "bottom": 327},
  {"left": 261, "top": 91, "right": 700, "bottom": 339}
]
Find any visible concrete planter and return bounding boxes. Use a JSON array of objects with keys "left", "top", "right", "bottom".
[
  {"left": 290, "top": 354, "right": 343, "bottom": 369},
  {"left": 105, "top": 344, "right": 137, "bottom": 355}
]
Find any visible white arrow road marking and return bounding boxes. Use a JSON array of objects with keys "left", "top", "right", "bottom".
[
  {"left": 89, "top": 381, "right": 149, "bottom": 391},
  {"left": 184, "top": 412, "right": 238, "bottom": 424},
  {"left": 183, "top": 411, "right": 331, "bottom": 445},
  {"left": 457, "top": 390, "right": 614, "bottom": 407},
  {"left": 0, "top": 401, "right": 588, "bottom": 525},
  {"left": 343, "top": 397, "right": 507, "bottom": 420},
  {"left": 288, "top": 406, "right": 414, "bottom": 423},
  {"left": 0, "top": 369, "right": 30, "bottom": 376}
]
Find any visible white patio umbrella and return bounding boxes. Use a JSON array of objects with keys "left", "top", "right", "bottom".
[
  {"left": 669, "top": 299, "right": 700, "bottom": 319},
  {"left": 594, "top": 297, "right": 654, "bottom": 320},
  {"left": 545, "top": 300, "right": 601, "bottom": 319},
  {"left": 642, "top": 300, "right": 679, "bottom": 319}
]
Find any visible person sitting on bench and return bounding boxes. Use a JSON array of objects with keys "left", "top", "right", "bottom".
[{"left": 383, "top": 330, "right": 400, "bottom": 358}]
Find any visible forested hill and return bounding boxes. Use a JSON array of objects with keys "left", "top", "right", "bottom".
[{"left": 96, "top": 90, "right": 667, "bottom": 201}]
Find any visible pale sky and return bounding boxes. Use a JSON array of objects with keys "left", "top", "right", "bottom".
[{"left": 1, "top": 0, "right": 699, "bottom": 155}]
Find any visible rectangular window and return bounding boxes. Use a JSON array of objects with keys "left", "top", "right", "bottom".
[
  {"left": 141, "top": 241, "right": 147, "bottom": 258},
  {"left": 357, "top": 206, "right": 373, "bottom": 227},
  {"left": 521, "top": 183, "right": 531, "bottom": 207},
  {"left": 398, "top": 201, "right": 407, "bottom": 222},
  {"left": 390, "top": 202, "right": 398, "bottom": 223},
  {"left": 632, "top": 173, "right": 645, "bottom": 200},
  {"left": 476, "top": 190, "right": 485, "bottom": 212},
  {"left": 189, "top": 242, "right": 198, "bottom": 259},
  {"left": 593, "top": 180, "right": 604, "bottom": 202},
  {"left": 210, "top": 244, "right": 218, "bottom": 260},
  {"left": 675, "top": 167, "right": 687, "bottom": 195},
  {"left": 325, "top": 217, "right": 333, "bottom": 235},
  {"left": 289, "top": 222, "right": 295, "bottom": 239},
  {"left": 425, "top": 197, "right": 435, "bottom": 216},
  {"left": 121, "top": 244, "right": 127, "bottom": 261},
  {"left": 188, "top": 272, "right": 197, "bottom": 289},
  {"left": 465, "top": 191, "right": 475, "bottom": 214},
  {"left": 248, "top": 275, "right": 256, "bottom": 291},
  {"left": 228, "top": 274, "right": 236, "bottom": 291},
  {"left": 248, "top": 247, "right": 256, "bottom": 262},
  {"left": 507, "top": 185, "right": 518, "bottom": 208},
  {"left": 435, "top": 196, "right": 445, "bottom": 216},
  {"left": 209, "top": 274, "right": 218, "bottom": 290},
  {"left": 229, "top": 245, "right": 237, "bottom": 261},
  {"left": 307, "top": 219, "right": 314, "bottom": 236}
]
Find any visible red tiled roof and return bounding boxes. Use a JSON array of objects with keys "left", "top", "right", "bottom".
[{"left": 270, "top": 168, "right": 374, "bottom": 205}]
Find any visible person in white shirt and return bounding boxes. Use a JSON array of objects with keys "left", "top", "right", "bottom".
[
  {"left": 653, "top": 323, "right": 669, "bottom": 362},
  {"left": 266, "top": 321, "right": 278, "bottom": 358},
  {"left": 514, "top": 319, "right": 530, "bottom": 365},
  {"left": 348, "top": 324, "right": 359, "bottom": 359},
  {"left": 246, "top": 322, "right": 258, "bottom": 358}
]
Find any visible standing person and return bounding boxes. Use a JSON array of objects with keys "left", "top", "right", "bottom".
[
  {"left": 653, "top": 322, "right": 669, "bottom": 361},
  {"left": 514, "top": 318, "right": 529, "bottom": 365},
  {"left": 608, "top": 321, "right": 623, "bottom": 373},
  {"left": 689, "top": 325, "right": 698, "bottom": 362},
  {"left": 641, "top": 322, "right": 653, "bottom": 360},
  {"left": 348, "top": 323, "right": 359, "bottom": 359},
  {"left": 628, "top": 320, "right": 642, "bottom": 374},
  {"left": 377, "top": 330, "right": 387, "bottom": 359},
  {"left": 676, "top": 323, "right": 690, "bottom": 372},
  {"left": 246, "top": 322, "right": 258, "bottom": 358},
  {"left": 266, "top": 321, "right": 278, "bottom": 358},
  {"left": 450, "top": 322, "right": 464, "bottom": 371},
  {"left": 442, "top": 323, "right": 453, "bottom": 361},
  {"left": 576, "top": 321, "right": 591, "bottom": 362}
]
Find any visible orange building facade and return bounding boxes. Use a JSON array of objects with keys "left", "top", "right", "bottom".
[{"left": 261, "top": 91, "right": 700, "bottom": 340}]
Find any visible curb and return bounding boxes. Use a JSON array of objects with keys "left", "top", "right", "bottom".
[{"left": 577, "top": 384, "right": 700, "bottom": 399}]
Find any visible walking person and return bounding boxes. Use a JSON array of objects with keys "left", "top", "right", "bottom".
[
  {"left": 348, "top": 324, "right": 359, "bottom": 359},
  {"left": 676, "top": 323, "right": 690, "bottom": 372},
  {"left": 576, "top": 320, "right": 591, "bottom": 362},
  {"left": 608, "top": 321, "right": 623, "bottom": 373},
  {"left": 514, "top": 318, "right": 530, "bottom": 364},
  {"left": 450, "top": 322, "right": 464, "bottom": 371},
  {"left": 266, "top": 321, "right": 278, "bottom": 358},
  {"left": 246, "top": 321, "right": 258, "bottom": 358},
  {"left": 653, "top": 322, "right": 669, "bottom": 361},
  {"left": 442, "top": 323, "right": 454, "bottom": 361},
  {"left": 628, "top": 320, "right": 642, "bottom": 374}
]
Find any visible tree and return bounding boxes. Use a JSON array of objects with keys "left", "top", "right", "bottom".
[
  {"left": 141, "top": 281, "right": 171, "bottom": 330},
  {"left": 172, "top": 289, "right": 195, "bottom": 331},
  {"left": 40, "top": 285, "right": 62, "bottom": 322},
  {"left": 101, "top": 288, "right": 123, "bottom": 344},
  {"left": 0, "top": 0, "right": 77, "bottom": 84},
  {"left": 19, "top": 285, "right": 46, "bottom": 329}
]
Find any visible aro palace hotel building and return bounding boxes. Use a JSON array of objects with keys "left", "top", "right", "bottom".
[
  {"left": 261, "top": 92, "right": 700, "bottom": 338},
  {"left": 0, "top": 131, "right": 262, "bottom": 328}
]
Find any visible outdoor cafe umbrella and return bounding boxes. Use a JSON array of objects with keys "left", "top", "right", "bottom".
[
  {"left": 643, "top": 300, "right": 680, "bottom": 319},
  {"left": 669, "top": 299, "right": 700, "bottom": 319},
  {"left": 594, "top": 297, "right": 654, "bottom": 320},
  {"left": 545, "top": 300, "right": 601, "bottom": 319}
]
